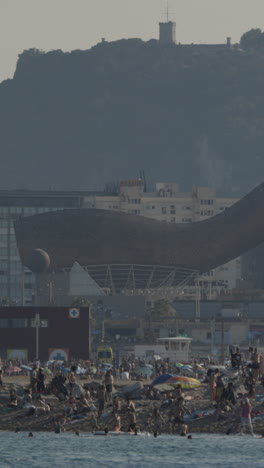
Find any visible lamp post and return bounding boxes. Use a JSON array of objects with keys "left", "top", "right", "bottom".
[
  {"left": 34, "top": 313, "right": 41, "bottom": 359},
  {"left": 195, "top": 276, "right": 200, "bottom": 322}
]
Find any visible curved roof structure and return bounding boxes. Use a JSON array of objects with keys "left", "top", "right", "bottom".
[{"left": 14, "top": 181, "right": 264, "bottom": 274}]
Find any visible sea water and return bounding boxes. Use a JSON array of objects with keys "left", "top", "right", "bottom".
[{"left": 0, "top": 432, "right": 263, "bottom": 468}]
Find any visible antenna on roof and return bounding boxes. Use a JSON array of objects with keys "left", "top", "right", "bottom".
[{"left": 167, "top": 0, "right": 169, "bottom": 22}]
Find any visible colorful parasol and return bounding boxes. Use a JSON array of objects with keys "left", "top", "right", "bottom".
[
  {"left": 151, "top": 373, "right": 173, "bottom": 387},
  {"left": 5, "top": 366, "right": 22, "bottom": 375},
  {"left": 167, "top": 375, "right": 201, "bottom": 389},
  {"left": 21, "top": 365, "right": 32, "bottom": 372}
]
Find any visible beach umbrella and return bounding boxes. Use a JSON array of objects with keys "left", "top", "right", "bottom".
[
  {"left": 61, "top": 367, "right": 70, "bottom": 374},
  {"left": 151, "top": 373, "right": 173, "bottom": 387},
  {"left": 181, "top": 365, "right": 194, "bottom": 374},
  {"left": 167, "top": 375, "right": 201, "bottom": 389},
  {"left": 103, "top": 363, "right": 113, "bottom": 368},
  {"left": 195, "top": 364, "right": 205, "bottom": 371},
  {"left": 21, "top": 365, "right": 32, "bottom": 372},
  {"left": 135, "top": 366, "right": 153, "bottom": 377},
  {"left": 5, "top": 366, "right": 22, "bottom": 375},
  {"left": 43, "top": 368, "right": 53, "bottom": 375},
  {"left": 176, "top": 363, "right": 184, "bottom": 367},
  {"left": 76, "top": 366, "right": 86, "bottom": 375}
]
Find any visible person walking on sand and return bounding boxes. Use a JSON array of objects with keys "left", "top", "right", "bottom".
[{"left": 239, "top": 398, "right": 254, "bottom": 436}]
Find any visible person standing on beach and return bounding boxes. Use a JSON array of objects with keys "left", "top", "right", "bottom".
[
  {"left": 30, "top": 366, "right": 38, "bottom": 393},
  {"left": 151, "top": 408, "right": 165, "bottom": 435},
  {"left": 97, "top": 384, "right": 106, "bottom": 418},
  {"left": 0, "top": 369, "right": 3, "bottom": 388},
  {"left": 104, "top": 370, "right": 114, "bottom": 402},
  {"left": 251, "top": 348, "right": 260, "bottom": 383},
  {"left": 239, "top": 398, "right": 254, "bottom": 436},
  {"left": 68, "top": 366, "right": 77, "bottom": 391},
  {"left": 37, "top": 368, "right": 45, "bottom": 393},
  {"left": 210, "top": 369, "right": 218, "bottom": 401}
]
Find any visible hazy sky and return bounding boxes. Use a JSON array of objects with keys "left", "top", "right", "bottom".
[{"left": 0, "top": 0, "right": 264, "bottom": 81}]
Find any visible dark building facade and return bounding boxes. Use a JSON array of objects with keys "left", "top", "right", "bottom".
[{"left": 0, "top": 306, "right": 90, "bottom": 361}]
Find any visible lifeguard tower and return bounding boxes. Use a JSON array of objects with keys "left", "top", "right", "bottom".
[
  {"left": 134, "top": 336, "right": 192, "bottom": 363},
  {"left": 157, "top": 337, "right": 192, "bottom": 362}
]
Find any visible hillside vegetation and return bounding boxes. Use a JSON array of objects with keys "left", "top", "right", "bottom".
[{"left": 1, "top": 31, "right": 264, "bottom": 193}]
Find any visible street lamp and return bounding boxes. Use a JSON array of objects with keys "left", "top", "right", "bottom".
[{"left": 31, "top": 313, "right": 41, "bottom": 359}]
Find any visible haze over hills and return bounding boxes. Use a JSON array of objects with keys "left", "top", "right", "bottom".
[{"left": 1, "top": 32, "right": 264, "bottom": 194}]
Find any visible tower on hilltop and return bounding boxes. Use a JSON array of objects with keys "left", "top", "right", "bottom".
[
  {"left": 159, "top": 2, "right": 176, "bottom": 44},
  {"left": 159, "top": 21, "right": 176, "bottom": 44}
]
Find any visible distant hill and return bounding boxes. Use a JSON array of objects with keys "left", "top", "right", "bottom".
[{"left": 1, "top": 34, "right": 264, "bottom": 194}]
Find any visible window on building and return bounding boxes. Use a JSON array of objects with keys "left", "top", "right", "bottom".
[
  {"left": 128, "top": 210, "right": 140, "bottom": 215},
  {"left": 10, "top": 207, "right": 23, "bottom": 214},
  {"left": 201, "top": 200, "right": 214, "bottom": 205},
  {"left": 161, "top": 207, "right": 167, "bottom": 214},
  {"left": 171, "top": 342, "right": 180, "bottom": 350},
  {"left": 12, "top": 319, "right": 28, "bottom": 328},
  {"left": 182, "top": 218, "right": 192, "bottom": 223},
  {"left": 128, "top": 199, "right": 141, "bottom": 204},
  {"left": 171, "top": 217, "right": 176, "bottom": 223},
  {"left": 200, "top": 210, "right": 214, "bottom": 216},
  {"left": 0, "top": 318, "right": 10, "bottom": 328},
  {"left": 170, "top": 205, "right": 176, "bottom": 214},
  {"left": 0, "top": 207, "right": 8, "bottom": 214}
]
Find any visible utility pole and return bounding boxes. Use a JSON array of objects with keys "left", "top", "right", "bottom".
[
  {"left": 210, "top": 318, "right": 215, "bottom": 357},
  {"left": 88, "top": 304, "right": 92, "bottom": 359},
  {"left": 195, "top": 276, "right": 200, "bottom": 322},
  {"left": 21, "top": 268, "right": 25, "bottom": 306},
  {"left": 49, "top": 281, "right": 53, "bottom": 305},
  {"left": 35, "top": 313, "right": 41, "bottom": 359},
  {"left": 221, "top": 320, "right": 225, "bottom": 364},
  {"left": 101, "top": 307, "right": 105, "bottom": 343}
]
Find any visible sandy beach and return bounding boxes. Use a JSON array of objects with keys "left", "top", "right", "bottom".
[{"left": 1, "top": 374, "right": 264, "bottom": 435}]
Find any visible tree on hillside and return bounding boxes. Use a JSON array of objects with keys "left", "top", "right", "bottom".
[{"left": 240, "top": 29, "right": 264, "bottom": 50}]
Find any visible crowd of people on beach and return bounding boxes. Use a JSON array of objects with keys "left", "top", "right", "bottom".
[{"left": 1, "top": 346, "right": 264, "bottom": 437}]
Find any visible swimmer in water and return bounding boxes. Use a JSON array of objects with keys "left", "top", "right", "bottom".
[{"left": 28, "top": 432, "right": 33, "bottom": 437}]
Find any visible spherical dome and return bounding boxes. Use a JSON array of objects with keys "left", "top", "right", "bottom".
[{"left": 26, "top": 248, "right": 50, "bottom": 273}]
